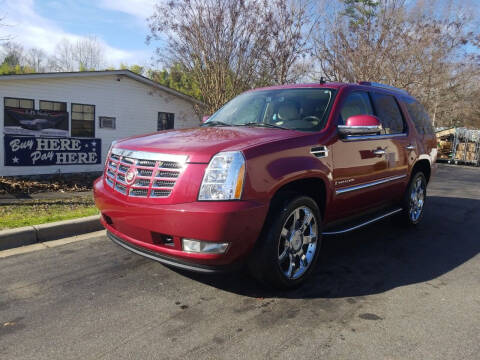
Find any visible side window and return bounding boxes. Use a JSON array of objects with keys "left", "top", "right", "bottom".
[
  {"left": 370, "top": 93, "right": 405, "bottom": 134},
  {"left": 339, "top": 91, "right": 373, "bottom": 124},
  {"left": 158, "top": 112, "right": 175, "bottom": 130},
  {"left": 403, "top": 98, "right": 433, "bottom": 135}
]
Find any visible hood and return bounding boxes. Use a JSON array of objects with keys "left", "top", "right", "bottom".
[{"left": 114, "top": 126, "right": 305, "bottom": 163}]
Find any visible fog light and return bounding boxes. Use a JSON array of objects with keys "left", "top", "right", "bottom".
[{"left": 182, "top": 239, "right": 229, "bottom": 254}]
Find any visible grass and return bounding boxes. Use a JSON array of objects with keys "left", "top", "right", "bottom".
[{"left": 0, "top": 197, "right": 99, "bottom": 230}]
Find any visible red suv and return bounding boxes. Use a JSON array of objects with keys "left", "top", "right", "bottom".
[{"left": 94, "top": 81, "right": 437, "bottom": 288}]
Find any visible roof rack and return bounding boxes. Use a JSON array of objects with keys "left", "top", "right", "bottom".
[{"left": 358, "top": 81, "right": 408, "bottom": 94}]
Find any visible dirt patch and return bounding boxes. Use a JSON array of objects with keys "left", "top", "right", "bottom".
[{"left": 0, "top": 173, "right": 99, "bottom": 195}]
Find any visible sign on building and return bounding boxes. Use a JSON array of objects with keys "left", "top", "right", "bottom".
[{"left": 4, "top": 135, "right": 101, "bottom": 166}]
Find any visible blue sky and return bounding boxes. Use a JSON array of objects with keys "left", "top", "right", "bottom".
[
  {"left": 2, "top": 0, "right": 156, "bottom": 66},
  {"left": 2, "top": 0, "right": 478, "bottom": 68}
]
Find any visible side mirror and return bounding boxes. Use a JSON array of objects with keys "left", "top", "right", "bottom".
[
  {"left": 338, "top": 115, "right": 382, "bottom": 136},
  {"left": 202, "top": 115, "right": 210, "bottom": 123}
]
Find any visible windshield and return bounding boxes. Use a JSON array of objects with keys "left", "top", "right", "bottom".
[{"left": 204, "top": 88, "right": 335, "bottom": 132}]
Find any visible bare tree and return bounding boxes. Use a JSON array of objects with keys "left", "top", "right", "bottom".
[
  {"left": 0, "top": 15, "right": 11, "bottom": 42},
  {"left": 25, "top": 48, "right": 47, "bottom": 72},
  {"left": 149, "top": 0, "right": 269, "bottom": 113},
  {"left": 312, "top": 0, "right": 479, "bottom": 127},
  {"left": 1, "top": 41, "right": 24, "bottom": 66},
  {"left": 73, "top": 36, "right": 105, "bottom": 70},
  {"left": 49, "top": 36, "right": 106, "bottom": 72},
  {"left": 50, "top": 39, "right": 75, "bottom": 72},
  {"left": 257, "top": 0, "right": 314, "bottom": 85},
  {"left": 148, "top": 0, "right": 314, "bottom": 113}
]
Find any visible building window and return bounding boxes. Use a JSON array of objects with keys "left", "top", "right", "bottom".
[
  {"left": 4, "top": 97, "right": 34, "bottom": 109},
  {"left": 99, "top": 116, "right": 116, "bottom": 129},
  {"left": 157, "top": 112, "right": 174, "bottom": 131},
  {"left": 39, "top": 100, "right": 67, "bottom": 112},
  {"left": 71, "top": 103, "right": 95, "bottom": 137}
]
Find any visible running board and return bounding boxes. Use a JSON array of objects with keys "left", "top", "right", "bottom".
[{"left": 322, "top": 208, "right": 403, "bottom": 236}]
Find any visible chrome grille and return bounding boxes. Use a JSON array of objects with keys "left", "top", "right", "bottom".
[
  {"left": 154, "top": 180, "right": 175, "bottom": 188},
  {"left": 156, "top": 170, "right": 179, "bottom": 178},
  {"left": 115, "top": 183, "right": 127, "bottom": 194},
  {"left": 104, "top": 148, "right": 187, "bottom": 198},
  {"left": 130, "top": 188, "right": 148, "bottom": 197},
  {"left": 138, "top": 168, "right": 153, "bottom": 177},
  {"left": 151, "top": 189, "right": 172, "bottom": 197},
  {"left": 135, "top": 178, "right": 151, "bottom": 187}
]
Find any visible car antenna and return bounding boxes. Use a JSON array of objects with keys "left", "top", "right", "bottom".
[{"left": 319, "top": 77, "right": 326, "bottom": 85}]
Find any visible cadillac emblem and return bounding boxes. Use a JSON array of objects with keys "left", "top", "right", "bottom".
[{"left": 125, "top": 168, "right": 137, "bottom": 184}]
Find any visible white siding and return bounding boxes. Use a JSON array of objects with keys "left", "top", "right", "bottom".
[{"left": 0, "top": 74, "right": 200, "bottom": 176}]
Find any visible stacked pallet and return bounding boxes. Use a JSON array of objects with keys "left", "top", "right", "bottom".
[
  {"left": 436, "top": 128, "right": 455, "bottom": 160},
  {"left": 438, "top": 139, "right": 453, "bottom": 160},
  {"left": 455, "top": 142, "right": 478, "bottom": 162},
  {"left": 436, "top": 127, "right": 480, "bottom": 166}
]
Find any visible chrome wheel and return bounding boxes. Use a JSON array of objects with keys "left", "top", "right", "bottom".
[
  {"left": 277, "top": 206, "right": 318, "bottom": 280},
  {"left": 409, "top": 176, "right": 425, "bottom": 222}
]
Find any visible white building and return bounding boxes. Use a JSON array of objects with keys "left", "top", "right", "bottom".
[{"left": 0, "top": 70, "right": 203, "bottom": 177}]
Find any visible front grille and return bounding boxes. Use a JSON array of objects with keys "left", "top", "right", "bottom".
[
  {"left": 135, "top": 178, "right": 151, "bottom": 187},
  {"left": 157, "top": 170, "right": 179, "bottom": 178},
  {"left": 104, "top": 148, "right": 187, "bottom": 198},
  {"left": 154, "top": 180, "right": 175, "bottom": 188},
  {"left": 138, "top": 168, "right": 154, "bottom": 177},
  {"left": 151, "top": 189, "right": 172, "bottom": 197}
]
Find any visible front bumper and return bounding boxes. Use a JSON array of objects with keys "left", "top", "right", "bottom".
[{"left": 94, "top": 177, "right": 268, "bottom": 268}]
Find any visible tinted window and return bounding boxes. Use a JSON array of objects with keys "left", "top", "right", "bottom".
[
  {"left": 402, "top": 97, "right": 433, "bottom": 135},
  {"left": 339, "top": 91, "right": 373, "bottom": 124},
  {"left": 371, "top": 93, "right": 405, "bottom": 134}
]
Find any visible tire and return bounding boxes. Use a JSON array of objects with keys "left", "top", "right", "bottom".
[
  {"left": 398, "top": 171, "right": 427, "bottom": 226},
  {"left": 248, "top": 195, "right": 322, "bottom": 290}
]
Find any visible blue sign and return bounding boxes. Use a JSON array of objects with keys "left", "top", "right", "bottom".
[{"left": 4, "top": 135, "right": 101, "bottom": 166}]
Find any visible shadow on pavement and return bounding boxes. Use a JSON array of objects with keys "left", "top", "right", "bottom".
[{"left": 173, "top": 195, "right": 480, "bottom": 299}]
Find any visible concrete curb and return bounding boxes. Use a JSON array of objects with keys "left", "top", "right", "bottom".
[{"left": 0, "top": 215, "right": 102, "bottom": 251}]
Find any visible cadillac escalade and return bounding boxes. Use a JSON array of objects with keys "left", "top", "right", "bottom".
[{"left": 94, "top": 81, "right": 437, "bottom": 289}]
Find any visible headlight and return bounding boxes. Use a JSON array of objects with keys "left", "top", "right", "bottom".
[{"left": 198, "top": 151, "right": 245, "bottom": 200}]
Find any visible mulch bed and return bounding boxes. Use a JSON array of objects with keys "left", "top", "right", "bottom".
[{"left": 0, "top": 174, "right": 99, "bottom": 195}]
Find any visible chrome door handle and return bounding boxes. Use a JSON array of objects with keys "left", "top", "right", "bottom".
[
  {"left": 406, "top": 144, "right": 416, "bottom": 150},
  {"left": 372, "top": 149, "right": 386, "bottom": 156}
]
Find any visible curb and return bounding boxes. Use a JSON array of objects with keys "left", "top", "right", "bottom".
[{"left": 0, "top": 215, "right": 103, "bottom": 251}]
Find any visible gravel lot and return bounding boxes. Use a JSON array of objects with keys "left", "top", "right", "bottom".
[{"left": 1, "top": 164, "right": 479, "bottom": 360}]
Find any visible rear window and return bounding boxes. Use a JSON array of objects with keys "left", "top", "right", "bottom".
[
  {"left": 370, "top": 92, "right": 405, "bottom": 134},
  {"left": 402, "top": 97, "right": 434, "bottom": 135}
]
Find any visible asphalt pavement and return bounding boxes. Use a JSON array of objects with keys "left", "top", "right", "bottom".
[{"left": 1, "top": 164, "right": 479, "bottom": 360}]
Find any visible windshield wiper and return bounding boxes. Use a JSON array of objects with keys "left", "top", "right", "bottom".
[
  {"left": 240, "top": 122, "right": 288, "bottom": 130},
  {"left": 201, "top": 120, "right": 232, "bottom": 127}
]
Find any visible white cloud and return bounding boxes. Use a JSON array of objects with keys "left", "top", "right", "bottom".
[
  {"left": 98, "top": 0, "right": 155, "bottom": 20},
  {"left": 2, "top": 0, "right": 146, "bottom": 66}
]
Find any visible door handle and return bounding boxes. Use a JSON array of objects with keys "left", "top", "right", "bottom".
[
  {"left": 406, "top": 144, "right": 416, "bottom": 150},
  {"left": 372, "top": 149, "right": 386, "bottom": 156}
]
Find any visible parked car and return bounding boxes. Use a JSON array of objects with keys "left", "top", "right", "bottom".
[{"left": 94, "top": 81, "right": 437, "bottom": 289}]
